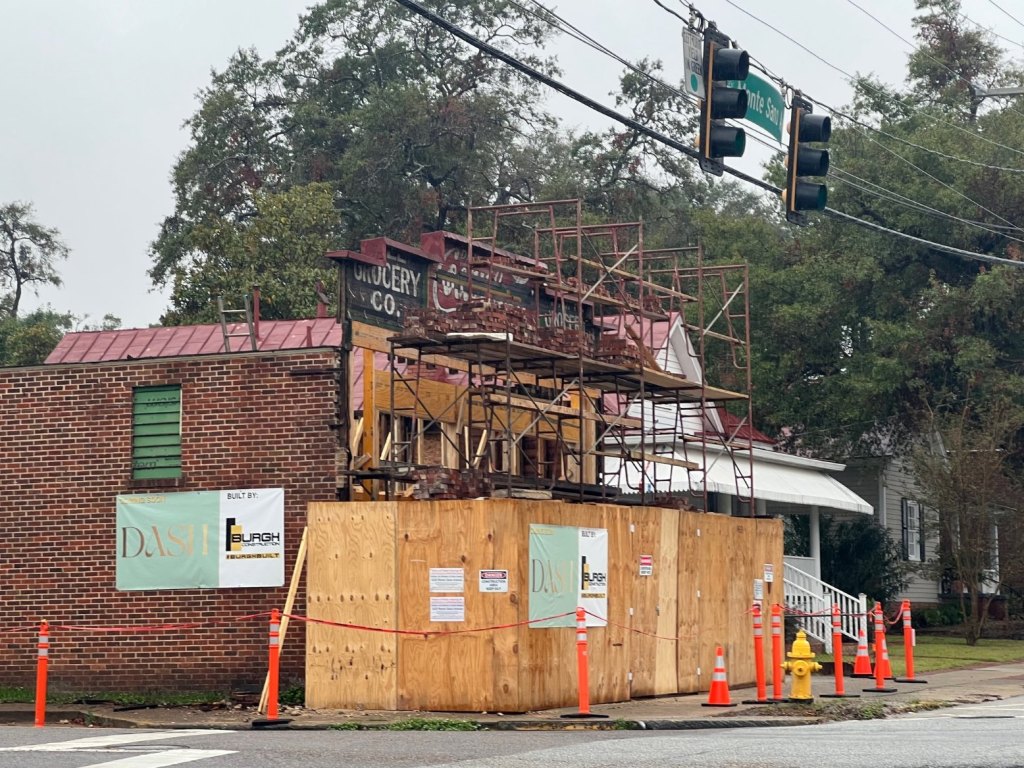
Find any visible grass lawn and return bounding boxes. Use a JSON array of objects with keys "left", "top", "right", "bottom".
[{"left": 821, "top": 634, "right": 1024, "bottom": 677}]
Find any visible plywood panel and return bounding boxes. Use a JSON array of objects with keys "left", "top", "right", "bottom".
[
  {"left": 516, "top": 502, "right": 632, "bottom": 709},
  {"left": 628, "top": 506, "right": 679, "bottom": 696},
  {"left": 655, "top": 507, "right": 680, "bottom": 694},
  {"left": 756, "top": 517, "right": 785, "bottom": 683},
  {"left": 517, "top": 502, "right": 578, "bottom": 710},
  {"left": 695, "top": 514, "right": 737, "bottom": 692},
  {"left": 396, "top": 500, "right": 522, "bottom": 712},
  {"left": 596, "top": 503, "right": 632, "bottom": 705},
  {"left": 724, "top": 517, "right": 755, "bottom": 685},
  {"left": 305, "top": 501, "right": 397, "bottom": 709},
  {"left": 306, "top": 500, "right": 782, "bottom": 710},
  {"left": 676, "top": 511, "right": 701, "bottom": 692}
]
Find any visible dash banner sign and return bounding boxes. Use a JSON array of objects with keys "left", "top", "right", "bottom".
[
  {"left": 528, "top": 524, "right": 608, "bottom": 628},
  {"left": 115, "top": 488, "right": 285, "bottom": 590}
]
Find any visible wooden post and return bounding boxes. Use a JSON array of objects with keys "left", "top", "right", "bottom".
[{"left": 337, "top": 264, "right": 353, "bottom": 501}]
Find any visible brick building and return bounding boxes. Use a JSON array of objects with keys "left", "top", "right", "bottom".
[{"left": 1, "top": 319, "right": 342, "bottom": 693}]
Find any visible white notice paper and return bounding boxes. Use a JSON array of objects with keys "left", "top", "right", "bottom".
[
  {"left": 430, "top": 596, "right": 465, "bottom": 622},
  {"left": 429, "top": 567, "right": 464, "bottom": 593}
]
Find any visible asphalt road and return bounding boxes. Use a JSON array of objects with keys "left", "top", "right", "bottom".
[{"left": 3, "top": 696, "right": 1024, "bottom": 768}]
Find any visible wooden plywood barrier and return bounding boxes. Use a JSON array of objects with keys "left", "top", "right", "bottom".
[{"left": 306, "top": 500, "right": 782, "bottom": 712}]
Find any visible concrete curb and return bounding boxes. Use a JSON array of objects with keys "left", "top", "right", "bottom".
[
  {"left": 1, "top": 707, "right": 824, "bottom": 732},
  {"left": 82, "top": 713, "right": 826, "bottom": 732}
]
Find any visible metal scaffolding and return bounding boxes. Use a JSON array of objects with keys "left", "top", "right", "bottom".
[{"left": 367, "top": 199, "right": 753, "bottom": 511}]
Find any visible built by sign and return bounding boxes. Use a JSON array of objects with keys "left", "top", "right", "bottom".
[{"left": 115, "top": 488, "right": 285, "bottom": 590}]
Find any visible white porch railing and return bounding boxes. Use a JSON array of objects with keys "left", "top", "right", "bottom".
[{"left": 783, "top": 562, "right": 868, "bottom": 653}]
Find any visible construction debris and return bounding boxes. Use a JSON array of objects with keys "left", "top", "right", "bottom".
[{"left": 411, "top": 467, "right": 493, "bottom": 500}]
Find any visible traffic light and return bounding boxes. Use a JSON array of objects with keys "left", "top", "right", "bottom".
[
  {"left": 783, "top": 95, "right": 831, "bottom": 224},
  {"left": 697, "top": 28, "right": 749, "bottom": 175}
]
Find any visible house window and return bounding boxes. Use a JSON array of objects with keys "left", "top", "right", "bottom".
[
  {"left": 901, "top": 498, "right": 925, "bottom": 562},
  {"left": 132, "top": 385, "right": 182, "bottom": 480}
]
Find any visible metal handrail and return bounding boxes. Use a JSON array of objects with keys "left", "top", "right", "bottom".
[{"left": 783, "top": 563, "right": 867, "bottom": 653}]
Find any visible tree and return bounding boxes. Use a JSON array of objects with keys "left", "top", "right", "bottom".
[
  {"left": 159, "top": 183, "right": 341, "bottom": 325},
  {"left": 150, "top": 0, "right": 559, "bottom": 324},
  {"left": 786, "top": 515, "right": 907, "bottom": 605},
  {"left": 735, "top": 0, "right": 1024, "bottom": 456},
  {"left": 906, "top": 0, "right": 1008, "bottom": 122},
  {"left": 0, "top": 309, "right": 74, "bottom": 366},
  {"left": 0, "top": 202, "right": 69, "bottom": 319},
  {"left": 912, "top": 402, "right": 1024, "bottom": 645}
]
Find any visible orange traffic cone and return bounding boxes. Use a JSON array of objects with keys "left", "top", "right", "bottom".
[
  {"left": 851, "top": 628, "right": 873, "bottom": 678},
  {"left": 702, "top": 646, "right": 737, "bottom": 708},
  {"left": 877, "top": 632, "right": 894, "bottom": 680}
]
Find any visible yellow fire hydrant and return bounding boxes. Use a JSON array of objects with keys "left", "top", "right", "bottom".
[{"left": 781, "top": 629, "right": 822, "bottom": 701}]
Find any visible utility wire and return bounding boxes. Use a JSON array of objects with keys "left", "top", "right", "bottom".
[
  {"left": 708, "top": 0, "right": 1024, "bottom": 230},
  {"left": 823, "top": 207, "right": 1022, "bottom": 266},
  {"left": 517, "top": 0, "right": 689, "bottom": 108},
  {"left": 814, "top": 98, "right": 1024, "bottom": 174},
  {"left": 676, "top": 1, "right": 1024, "bottom": 175},
  {"left": 651, "top": 0, "right": 688, "bottom": 24},
  {"left": 528, "top": 0, "right": 1024, "bottom": 241},
  {"left": 721, "top": 0, "right": 1024, "bottom": 160},
  {"left": 986, "top": 0, "right": 1024, "bottom": 31},
  {"left": 831, "top": 170, "right": 1024, "bottom": 241},
  {"left": 843, "top": 0, "right": 1024, "bottom": 121},
  {"left": 959, "top": 12, "right": 1024, "bottom": 52},
  {"left": 532, "top": 0, "right": 1024, "bottom": 188},
  {"left": 390, "top": 0, "right": 1024, "bottom": 271},
  {"left": 838, "top": 120, "right": 1024, "bottom": 233}
]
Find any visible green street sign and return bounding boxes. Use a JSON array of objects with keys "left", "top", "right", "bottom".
[{"left": 727, "top": 72, "right": 785, "bottom": 142}]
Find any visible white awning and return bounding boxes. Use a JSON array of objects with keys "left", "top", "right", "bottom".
[
  {"left": 700, "top": 452, "right": 873, "bottom": 514},
  {"left": 611, "top": 447, "right": 873, "bottom": 515}
]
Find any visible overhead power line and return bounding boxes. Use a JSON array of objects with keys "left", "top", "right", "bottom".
[
  {"left": 389, "top": 0, "right": 1024, "bottom": 270},
  {"left": 538, "top": 0, "right": 1024, "bottom": 240},
  {"left": 843, "top": 0, "right": 1024, "bottom": 121},
  {"left": 986, "top": 0, "right": 1024, "bottom": 31},
  {"left": 831, "top": 169, "right": 1024, "bottom": 242},
  {"left": 721, "top": 0, "right": 1024, "bottom": 160},
  {"left": 959, "top": 12, "right": 1024, "bottom": 52},
  {"left": 816, "top": 100, "right": 1024, "bottom": 174}
]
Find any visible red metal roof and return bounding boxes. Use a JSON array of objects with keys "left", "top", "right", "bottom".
[
  {"left": 716, "top": 409, "right": 776, "bottom": 445},
  {"left": 43, "top": 318, "right": 471, "bottom": 412},
  {"left": 44, "top": 318, "right": 344, "bottom": 365}
]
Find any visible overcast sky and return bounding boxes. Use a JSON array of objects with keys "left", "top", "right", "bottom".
[{"left": 3, "top": 1, "right": 1020, "bottom": 329}]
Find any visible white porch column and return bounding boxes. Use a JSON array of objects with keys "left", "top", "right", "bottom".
[
  {"left": 756, "top": 498, "right": 767, "bottom": 516},
  {"left": 809, "top": 505, "right": 821, "bottom": 580}
]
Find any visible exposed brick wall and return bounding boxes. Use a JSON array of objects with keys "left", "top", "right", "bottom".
[{"left": 0, "top": 350, "right": 340, "bottom": 694}]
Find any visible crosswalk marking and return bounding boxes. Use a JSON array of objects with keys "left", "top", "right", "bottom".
[
  {"left": 0, "top": 730, "right": 234, "bottom": 767},
  {"left": 0, "top": 729, "right": 230, "bottom": 752},
  {"left": 60, "top": 748, "right": 235, "bottom": 767}
]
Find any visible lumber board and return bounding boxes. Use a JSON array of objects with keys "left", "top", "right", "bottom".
[{"left": 258, "top": 527, "right": 307, "bottom": 714}]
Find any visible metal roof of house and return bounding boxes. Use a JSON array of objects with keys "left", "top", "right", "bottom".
[{"left": 44, "top": 318, "right": 343, "bottom": 364}]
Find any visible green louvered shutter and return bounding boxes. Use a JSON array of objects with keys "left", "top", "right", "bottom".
[{"left": 133, "top": 385, "right": 182, "bottom": 479}]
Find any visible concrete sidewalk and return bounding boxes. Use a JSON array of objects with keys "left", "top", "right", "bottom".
[{"left": 6, "top": 662, "right": 1024, "bottom": 731}]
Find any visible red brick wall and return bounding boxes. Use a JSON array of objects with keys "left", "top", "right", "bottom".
[{"left": 0, "top": 350, "right": 339, "bottom": 694}]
